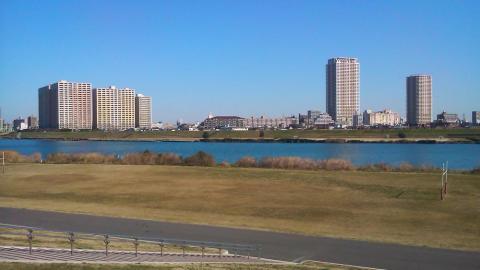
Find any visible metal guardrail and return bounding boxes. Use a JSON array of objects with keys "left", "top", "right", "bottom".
[{"left": 0, "top": 223, "right": 261, "bottom": 259}]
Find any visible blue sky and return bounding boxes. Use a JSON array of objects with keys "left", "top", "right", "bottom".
[{"left": 0, "top": 0, "right": 479, "bottom": 123}]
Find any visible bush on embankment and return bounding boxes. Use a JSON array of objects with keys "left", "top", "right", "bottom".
[
  {"left": 0, "top": 150, "right": 41, "bottom": 163},
  {"left": 1, "top": 150, "right": 475, "bottom": 173}
]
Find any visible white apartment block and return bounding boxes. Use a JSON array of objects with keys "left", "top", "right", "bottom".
[
  {"left": 406, "top": 75, "right": 432, "bottom": 125},
  {"left": 135, "top": 94, "right": 152, "bottom": 129},
  {"left": 39, "top": 80, "right": 93, "bottom": 129},
  {"left": 326, "top": 57, "right": 360, "bottom": 126},
  {"left": 363, "top": 109, "right": 401, "bottom": 126},
  {"left": 93, "top": 86, "right": 136, "bottom": 130},
  {"left": 244, "top": 116, "right": 298, "bottom": 129}
]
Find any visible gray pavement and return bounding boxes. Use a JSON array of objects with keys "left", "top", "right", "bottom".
[{"left": 1, "top": 207, "right": 479, "bottom": 270}]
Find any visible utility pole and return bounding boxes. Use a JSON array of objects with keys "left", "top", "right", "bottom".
[
  {"left": 440, "top": 161, "right": 448, "bottom": 200},
  {"left": 2, "top": 151, "right": 5, "bottom": 174}
]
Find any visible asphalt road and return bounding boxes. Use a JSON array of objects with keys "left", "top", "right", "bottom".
[{"left": 1, "top": 207, "right": 479, "bottom": 270}]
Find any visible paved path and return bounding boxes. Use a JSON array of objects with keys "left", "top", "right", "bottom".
[
  {"left": 1, "top": 207, "right": 479, "bottom": 270},
  {"left": 0, "top": 246, "right": 265, "bottom": 263}
]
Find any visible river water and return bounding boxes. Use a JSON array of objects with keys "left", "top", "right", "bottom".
[{"left": 1, "top": 139, "right": 479, "bottom": 169}]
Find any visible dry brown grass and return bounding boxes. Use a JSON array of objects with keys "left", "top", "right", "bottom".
[
  {"left": 0, "top": 262, "right": 360, "bottom": 270},
  {"left": 0, "top": 164, "right": 479, "bottom": 251},
  {"left": 0, "top": 228, "right": 208, "bottom": 254}
]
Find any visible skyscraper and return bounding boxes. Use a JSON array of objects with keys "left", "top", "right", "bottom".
[
  {"left": 38, "top": 80, "right": 92, "bottom": 129},
  {"left": 93, "top": 86, "right": 136, "bottom": 130},
  {"left": 326, "top": 57, "right": 360, "bottom": 126},
  {"left": 406, "top": 75, "right": 432, "bottom": 126},
  {"left": 135, "top": 94, "right": 152, "bottom": 129}
]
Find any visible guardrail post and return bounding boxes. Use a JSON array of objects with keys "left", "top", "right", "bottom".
[
  {"left": 133, "top": 238, "right": 139, "bottom": 257},
  {"left": 103, "top": 235, "right": 110, "bottom": 256},
  {"left": 159, "top": 242, "right": 164, "bottom": 256},
  {"left": 27, "top": 229, "right": 33, "bottom": 255},
  {"left": 218, "top": 247, "right": 222, "bottom": 258},
  {"left": 182, "top": 242, "right": 186, "bottom": 257},
  {"left": 68, "top": 232, "right": 75, "bottom": 255},
  {"left": 201, "top": 246, "right": 205, "bottom": 258},
  {"left": 257, "top": 245, "right": 261, "bottom": 259}
]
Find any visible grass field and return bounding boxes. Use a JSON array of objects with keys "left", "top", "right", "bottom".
[
  {"left": 3, "top": 128, "right": 480, "bottom": 141},
  {"left": 0, "top": 262, "right": 359, "bottom": 270},
  {"left": 0, "top": 164, "right": 479, "bottom": 251}
]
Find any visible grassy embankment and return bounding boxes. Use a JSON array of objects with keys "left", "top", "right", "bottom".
[
  {"left": 2, "top": 128, "right": 480, "bottom": 141},
  {"left": 0, "top": 262, "right": 360, "bottom": 270},
  {"left": 0, "top": 164, "right": 479, "bottom": 251},
  {"left": 0, "top": 227, "right": 213, "bottom": 254}
]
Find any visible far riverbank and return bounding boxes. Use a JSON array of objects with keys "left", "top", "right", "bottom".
[{"left": 2, "top": 128, "right": 480, "bottom": 144}]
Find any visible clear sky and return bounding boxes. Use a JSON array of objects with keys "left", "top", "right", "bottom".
[{"left": 0, "top": 0, "right": 479, "bottom": 123}]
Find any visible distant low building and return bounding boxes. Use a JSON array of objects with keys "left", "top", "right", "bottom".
[
  {"left": 0, "top": 121, "right": 13, "bottom": 132},
  {"left": 435, "top": 111, "right": 459, "bottom": 126},
  {"left": 27, "top": 116, "right": 38, "bottom": 129},
  {"left": 363, "top": 109, "right": 401, "bottom": 127},
  {"left": 313, "top": 113, "right": 334, "bottom": 129},
  {"left": 13, "top": 118, "right": 28, "bottom": 131},
  {"left": 352, "top": 112, "right": 363, "bottom": 128},
  {"left": 472, "top": 111, "right": 480, "bottom": 125},
  {"left": 244, "top": 115, "right": 297, "bottom": 129},
  {"left": 201, "top": 115, "right": 245, "bottom": 130},
  {"left": 298, "top": 114, "right": 308, "bottom": 127}
]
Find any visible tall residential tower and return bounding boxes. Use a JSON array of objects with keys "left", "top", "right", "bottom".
[
  {"left": 93, "top": 86, "right": 136, "bottom": 130},
  {"left": 326, "top": 57, "right": 360, "bottom": 126},
  {"left": 135, "top": 94, "right": 152, "bottom": 129},
  {"left": 406, "top": 75, "right": 432, "bottom": 126},
  {"left": 38, "top": 80, "right": 93, "bottom": 129}
]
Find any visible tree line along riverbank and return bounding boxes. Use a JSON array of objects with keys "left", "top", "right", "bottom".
[
  {"left": 1, "top": 128, "right": 480, "bottom": 143},
  {"left": 1, "top": 150, "right": 479, "bottom": 174}
]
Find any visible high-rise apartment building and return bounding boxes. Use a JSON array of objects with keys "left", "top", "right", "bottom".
[
  {"left": 326, "top": 57, "right": 360, "bottom": 126},
  {"left": 472, "top": 111, "right": 480, "bottom": 125},
  {"left": 135, "top": 94, "right": 152, "bottom": 129},
  {"left": 93, "top": 86, "right": 136, "bottom": 130},
  {"left": 406, "top": 75, "right": 432, "bottom": 126},
  {"left": 38, "top": 80, "right": 92, "bottom": 129}
]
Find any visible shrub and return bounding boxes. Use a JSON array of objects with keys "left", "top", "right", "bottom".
[
  {"left": 122, "top": 151, "right": 157, "bottom": 165},
  {"left": 0, "top": 150, "right": 41, "bottom": 163},
  {"left": 471, "top": 166, "right": 480, "bottom": 174},
  {"left": 398, "top": 162, "right": 414, "bottom": 172},
  {"left": 46, "top": 152, "right": 118, "bottom": 164},
  {"left": 318, "top": 159, "right": 354, "bottom": 171},
  {"left": 398, "top": 131, "right": 407, "bottom": 138},
  {"left": 235, "top": 156, "right": 257, "bottom": 167},
  {"left": 359, "top": 163, "right": 392, "bottom": 172},
  {"left": 156, "top": 153, "right": 182, "bottom": 165},
  {"left": 183, "top": 151, "right": 215, "bottom": 167},
  {"left": 258, "top": 157, "right": 318, "bottom": 170},
  {"left": 218, "top": 161, "right": 231, "bottom": 167},
  {"left": 202, "top": 132, "right": 210, "bottom": 139}
]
